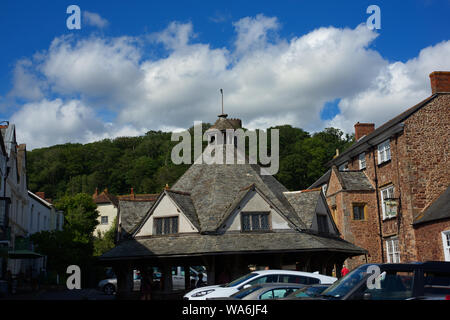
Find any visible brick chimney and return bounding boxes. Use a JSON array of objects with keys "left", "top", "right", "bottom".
[
  {"left": 36, "top": 192, "right": 46, "bottom": 200},
  {"left": 354, "top": 122, "right": 375, "bottom": 141},
  {"left": 429, "top": 71, "right": 450, "bottom": 94}
]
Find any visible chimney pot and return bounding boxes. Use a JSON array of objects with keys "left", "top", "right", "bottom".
[
  {"left": 36, "top": 192, "right": 46, "bottom": 200},
  {"left": 429, "top": 71, "right": 450, "bottom": 94},
  {"left": 354, "top": 122, "right": 375, "bottom": 141}
]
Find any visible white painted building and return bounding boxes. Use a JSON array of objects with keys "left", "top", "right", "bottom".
[
  {"left": 0, "top": 128, "right": 10, "bottom": 280},
  {"left": 1, "top": 125, "right": 30, "bottom": 276},
  {"left": 0, "top": 123, "right": 64, "bottom": 280},
  {"left": 93, "top": 188, "right": 118, "bottom": 236}
]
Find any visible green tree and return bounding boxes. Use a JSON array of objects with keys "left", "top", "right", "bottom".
[
  {"left": 55, "top": 193, "right": 99, "bottom": 243},
  {"left": 93, "top": 217, "right": 118, "bottom": 256}
]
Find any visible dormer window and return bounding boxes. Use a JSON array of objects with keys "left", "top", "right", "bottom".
[
  {"left": 241, "top": 212, "right": 270, "bottom": 232},
  {"left": 377, "top": 139, "right": 391, "bottom": 164},
  {"left": 338, "top": 162, "right": 349, "bottom": 171},
  {"left": 155, "top": 216, "right": 179, "bottom": 235},
  {"left": 359, "top": 153, "right": 366, "bottom": 170},
  {"left": 317, "top": 214, "right": 329, "bottom": 234}
]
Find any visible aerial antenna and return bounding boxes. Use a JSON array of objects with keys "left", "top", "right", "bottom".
[
  {"left": 220, "top": 88, "right": 224, "bottom": 114},
  {"left": 219, "top": 88, "right": 227, "bottom": 118}
]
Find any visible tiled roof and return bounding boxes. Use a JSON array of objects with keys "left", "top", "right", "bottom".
[
  {"left": 101, "top": 231, "right": 366, "bottom": 260},
  {"left": 118, "top": 193, "right": 159, "bottom": 201},
  {"left": 413, "top": 186, "right": 450, "bottom": 225},
  {"left": 209, "top": 117, "right": 242, "bottom": 131},
  {"left": 119, "top": 199, "right": 156, "bottom": 237},
  {"left": 338, "top": 171, "right": 374, "bottom": 191},
  {"left": 170, "top": 152, "right": 304, "bottom": 232},
  {"left": 283, "top": 190, "right": 321, "bottom": 228},
  {"left": 329, "top": 94, "right": 442, "bottom": 167},
  {"left": 110, "top": 135, "right": 366, "bottom": 259},
  {"left": 165, "top": 190, "right": 201, "bottom": 231},
  {"left": 308, "top": 170, "right": 331, "bottom": 189},
  {"left": 93, "top": 189, "right": 119, "bottom": 207}
]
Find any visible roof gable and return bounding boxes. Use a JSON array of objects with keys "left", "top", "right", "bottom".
[
  {"left": 339, "top": 171, "right": 374, "bottom": 191},
  {"left": 284, "top": 189, "right": 339, "bottom": 235},
  {"left": 316, "top": 166, "right": 374, "bottom": 195},
  {"left": 93, "top": 189, "right": 119, "bottom": 207},
  {"left": 283, "top": 189, "right": 321, "bottom": 229},
  {"left": 118, "top": 199, "right": 156, "bottom": 238},
  {"left": 170, "top": 157, "right": 304, "bottom": 232},
  {"left": 217, "top": 184, "right": 295, "bottom": 232},
  {"left": 133, "top": 191, "right": 200, "bottom": 236}
]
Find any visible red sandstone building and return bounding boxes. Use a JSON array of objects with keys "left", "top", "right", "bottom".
[{"left": 310, "top": 71, "right": 450, "bottom": 269}]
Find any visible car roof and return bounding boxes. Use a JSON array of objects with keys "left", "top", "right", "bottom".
[{"left": 250, "top": 283, "right": 306, "bottom": 288}]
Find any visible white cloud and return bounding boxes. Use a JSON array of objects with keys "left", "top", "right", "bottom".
[
  {"left": 11, "top": 99, "right": 144, "bottom": 149},
  {"left": 232, "top": 14, "right": 280, "bottom": 54},
  {"left": 9, "top": 59, "right": 47, "bottom": 100},
  {"left": 6, "top": 14, "right": 450, "bottom": 149},
  {"left": 83, "top": 11, "right": 109, "bottom": 29},
  {"left": 328, "top": 40, "right": 450, "bottom": 131}
]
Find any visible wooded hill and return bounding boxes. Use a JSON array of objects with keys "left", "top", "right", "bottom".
[{"left": 26, "top": 125, "right": 353, "bottom": 201}]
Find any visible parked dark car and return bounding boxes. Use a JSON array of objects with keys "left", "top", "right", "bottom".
[
  {"left": 311, "top": 261, "right": 450, "bottom": 300},
  {"left": 283, "top": 284, "right": 330, "bottom": 299}
]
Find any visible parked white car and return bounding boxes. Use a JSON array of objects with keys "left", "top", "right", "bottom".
[
  {"left": 183, "top": 269, "right": 337, "bottom": 300},
  {"left": 98, "top": 267, "right": 207, "bottom": 295}
]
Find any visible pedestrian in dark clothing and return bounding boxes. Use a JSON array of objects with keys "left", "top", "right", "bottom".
[
  {"left": 218, "top": 269, "right": 230, "bottom": 285},
  {"left": 196, "top": 273, "right": 206, "bottom": 288},
  {"left": 140, "top": 270, "right": 152, "bottom": 300}
]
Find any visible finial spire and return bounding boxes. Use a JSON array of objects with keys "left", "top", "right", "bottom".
[{"left": 218, "top": 88, "right": 227, "bottom": 118}]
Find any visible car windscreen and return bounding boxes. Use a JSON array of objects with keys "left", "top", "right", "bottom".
[
  {"left": 291, "top": 285, "right": 328, "bottom": 298},
  {"left": 320, "top": 265, "right": 370, "bottom": 299},
  {"left": 231, "top": 285, "right": 262, "bottom": 299},
  {"left": 225, "top": 273, "right": 259, "bottom": 287}
]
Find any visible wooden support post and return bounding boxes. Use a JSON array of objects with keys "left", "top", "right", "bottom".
[
  {"left": 206, "top": 256, "right": 216, "bottom": 285},
  {"left": 114, "top": 264, "right": 133, "bottom": 300},
  {"left": 183, "top": 264, "right": 190, "bottom": 291},
  {"left": 162, "top": 264, "right": 172, "bottom": 293}
]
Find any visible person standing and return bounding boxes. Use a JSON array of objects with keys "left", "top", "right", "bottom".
[
  {"left": 195, "top": 273, "right": 206, "bottom": 288},
  {"left": 140, "top": 270, "right": 152, "bottom": 300},
  {"left": 341, "top": 266, "right": 350, "bottom": 277}
]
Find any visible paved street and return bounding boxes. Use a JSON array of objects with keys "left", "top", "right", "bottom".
[{"left": 2, "top": 288, "right": 115, "bottom": 300}]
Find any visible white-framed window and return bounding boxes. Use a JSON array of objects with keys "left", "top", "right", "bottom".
[
  {"left": 321, "top": 184, "right": 328, "bottom": 195},
  {"left": 359, "top": 153, "right": 366, "bottom": 170},
  {"left": 338, "top": 162, "right": 349, "bottom": 171},
  {"left": 381, "top": 185, "right": 396, "bottom": 219},
  {"left": 442, "top": 231, "right": 450, "bottom": 261},
  {"left": 101, "top": 216, "right": 108, "bottom": 225},
  {"left": 386, "top": 238, "right": 400, "bottom": 263},
  {"left": 377, "top": 139, "right": 391, "bottom": 164},
  {"left": 154, "top": 216, "right": 179, "bottom": 235},
  {"left": 241, "top": 212, "right": 270, "bottom": 232}
]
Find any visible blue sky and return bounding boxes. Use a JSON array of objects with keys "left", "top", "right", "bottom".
[{"left": 0, "top": 0, "right": 449, "bottom": 149}]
